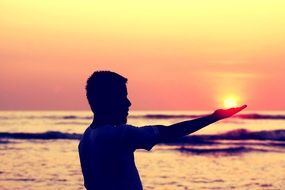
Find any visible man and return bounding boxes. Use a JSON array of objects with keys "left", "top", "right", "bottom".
[{"left": 78, "top": 71, "right": 247, "bottom": 190}]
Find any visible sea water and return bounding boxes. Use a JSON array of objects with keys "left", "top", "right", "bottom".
[{"left": 0, "top": 111, "right": 285, "bottom": 190}]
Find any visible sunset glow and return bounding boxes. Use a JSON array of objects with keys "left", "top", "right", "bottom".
[
  {"left": 223, "top": 97, "right": 238, "bottom": 108},
  {"left": 1, "top": 0, "right": 285, "bottom": 110}
]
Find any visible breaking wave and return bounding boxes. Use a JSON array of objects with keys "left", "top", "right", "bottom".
[
  {"left": 0, "top": 131, "right": 81, "bottom": 140},
  {"left": 178, "top": 146, "right": 268, "bottom": 154},
  {"left": 164, "top": 129, "right": 285, "bottom": 145},
  {"left": 0, "top": 129, "right": 285, "bottom": 142},
  {"left": 174, "top": 146, "right": 285, "bottom": 154}
]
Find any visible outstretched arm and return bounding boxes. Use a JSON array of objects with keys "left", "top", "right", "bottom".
[{"left": 157, "top": 105, "right": 247, "bottom": 142}]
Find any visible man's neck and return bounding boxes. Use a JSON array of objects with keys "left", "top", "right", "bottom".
[{"left": 91, "top": 116, "right": 124, "bottom": 127}]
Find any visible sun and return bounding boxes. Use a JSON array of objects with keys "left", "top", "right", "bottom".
[{"left": 223, "top": 97, "right": 238, "bottom": 108}]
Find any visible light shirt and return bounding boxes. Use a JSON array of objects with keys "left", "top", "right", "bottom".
[{"left": 78, "top": 124, "right": 160, "bottom": 190}]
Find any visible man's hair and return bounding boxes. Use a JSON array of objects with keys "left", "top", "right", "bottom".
[{"left": 86, "top": 71, "right": 128, "bottom": 113}]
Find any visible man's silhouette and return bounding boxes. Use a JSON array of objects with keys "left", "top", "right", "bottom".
[{"left": 78, "top": 71, "right": 246, "bottom": 190}]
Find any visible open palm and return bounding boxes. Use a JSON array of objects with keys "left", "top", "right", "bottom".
[{"left": 213, "top": 105, "right": 247, "bottom": 120}]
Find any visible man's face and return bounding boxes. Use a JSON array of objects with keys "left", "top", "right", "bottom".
[{"left": 110, "top": 84, "right": 132, "bottom": 124}]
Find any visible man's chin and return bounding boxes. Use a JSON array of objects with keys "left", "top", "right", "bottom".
[
  {"left": 121, "top": 117, "right": 127, "bottom": 125},
  {"left": 120, "top": 116, "right": 128, "bottom": 125}
]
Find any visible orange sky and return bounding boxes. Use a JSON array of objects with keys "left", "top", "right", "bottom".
[{"left": 1, "top": 0, "right": 285, "bottom": 110}]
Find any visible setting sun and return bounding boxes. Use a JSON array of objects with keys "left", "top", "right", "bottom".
[{"left": 223, "top": 97, "right": 238, "bottom": 108}]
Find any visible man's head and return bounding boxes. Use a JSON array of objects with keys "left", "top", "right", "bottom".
[{"left": 86, "top": 71, "right": 131, "bottom": 125}]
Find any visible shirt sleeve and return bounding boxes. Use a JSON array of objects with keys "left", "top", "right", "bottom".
[{"left": 121, "top": 125, "right": 160, "bottom": 151}]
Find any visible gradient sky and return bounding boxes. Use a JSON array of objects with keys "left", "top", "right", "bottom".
[{"left": 1, "top": 0, "right": 285, "bottom": 110}]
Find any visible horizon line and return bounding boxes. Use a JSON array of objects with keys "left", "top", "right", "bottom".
[{"left": 0, "top": 109, "right": 284, "bottom": 112}]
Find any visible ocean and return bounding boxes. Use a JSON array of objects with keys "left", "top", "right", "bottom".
[{"left": 0, "top": 111, "right": 284, "bottom": 190}]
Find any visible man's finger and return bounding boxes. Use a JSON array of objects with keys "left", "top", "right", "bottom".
[
  {"left": 234, "top": 105, "right": 247, "bottom": 113},
  {"left": 237, "top": 105, "right": 247, "bottom": 111}
]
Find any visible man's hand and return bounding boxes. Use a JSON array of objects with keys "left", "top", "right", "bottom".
[
  {"left": 157, "top": 104, "right": 247, "bottom": 142},
  {"left": 212, "top": 105, "right": 247, "bottom": 120}
]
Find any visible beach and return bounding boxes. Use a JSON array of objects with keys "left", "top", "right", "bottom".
[{"left": 1, "top": 111, "right": 285, "bottom": 190}]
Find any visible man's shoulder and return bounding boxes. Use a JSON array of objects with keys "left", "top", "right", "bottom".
[{"left": 80, "top": 124, "right": 132, "bottom": 141}]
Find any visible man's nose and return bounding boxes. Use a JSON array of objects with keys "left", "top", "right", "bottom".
[{"left": 127, "top": 98, "right": 132, "bottom": 107}]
